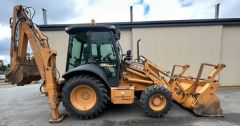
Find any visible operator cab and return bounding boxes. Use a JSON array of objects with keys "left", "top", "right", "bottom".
[{"left": 65, "top": 24, "right": 121, "bottom": 86}]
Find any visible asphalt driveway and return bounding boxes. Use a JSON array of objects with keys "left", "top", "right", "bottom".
[{"left": 0, "top": 84, "right": 239, "bottom": 126}]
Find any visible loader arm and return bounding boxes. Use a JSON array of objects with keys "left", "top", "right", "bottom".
[{"left": 5, "top": 5, "right": 65, "bottom": 122}]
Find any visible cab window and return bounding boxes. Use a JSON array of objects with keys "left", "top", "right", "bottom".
[{"left": 66, "top": 32, "right": 88, "bottom": 71}]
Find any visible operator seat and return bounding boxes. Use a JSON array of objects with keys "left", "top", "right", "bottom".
[{"left": 82, "top": 47, "right": 89, "bottom": 63}]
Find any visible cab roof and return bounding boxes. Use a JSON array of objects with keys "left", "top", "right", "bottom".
[{"left": 65, "top": 24, "right": 118, "bottom": 34}]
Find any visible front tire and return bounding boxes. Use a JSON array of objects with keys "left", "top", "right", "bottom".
[
  {"left": 61, "top": 75, "right": 108, "bottom": 119},
  {"left": 140, "top": 85, "right": 172, "bottom": 118}
]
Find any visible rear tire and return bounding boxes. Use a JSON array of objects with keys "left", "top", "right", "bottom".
[
  {"left": 61, "top": 74, "right": 108, "bottom": 119},
  {"left": 140, "top": 85, "right": 172, "bottom": 118}
]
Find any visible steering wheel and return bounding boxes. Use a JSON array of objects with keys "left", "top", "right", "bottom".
[{"left": 102, "top": 53, "right": 112, "bottom": 62}]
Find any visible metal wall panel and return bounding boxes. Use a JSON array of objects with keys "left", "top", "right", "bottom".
[
  {"left": 220, "top": 26, "right": 240, "bottom": 86},
  {"left": 132, "top": 26, "right": 222, "bottom": 83}
]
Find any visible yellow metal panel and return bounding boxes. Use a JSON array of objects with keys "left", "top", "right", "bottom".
[{"left": 111, "top": 86, "right": 135, "bottom": 104}]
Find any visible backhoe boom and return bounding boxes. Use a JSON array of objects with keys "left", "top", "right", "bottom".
[{"left": 6, "top": 5, "right": 66, "bottom": 122}]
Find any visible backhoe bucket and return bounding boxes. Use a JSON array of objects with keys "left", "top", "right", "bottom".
[
  {"left": 193, "top": 92, "right": 223, "bottom": 116},
  {"left": 6, "top": 61, "right": 40, "bottom": 86}
]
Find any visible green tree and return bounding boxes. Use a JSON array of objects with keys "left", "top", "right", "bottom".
[
  {"left": 0, "top": 64, "right": 7, "bottom": 71},
  {"left": 0, "top": 60, "right": 8, "bottom": 72},
  {"left": 0, "top": 60, "right": 3, "bottom": 66}
]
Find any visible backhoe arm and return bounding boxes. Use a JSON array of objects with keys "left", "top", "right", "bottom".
[{"left": 6, "top": 5, "right": 65, "bottom": 123}]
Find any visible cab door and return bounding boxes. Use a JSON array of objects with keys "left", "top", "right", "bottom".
[{"left": 90, "top": 31, "right": 120, "bottom": 86}]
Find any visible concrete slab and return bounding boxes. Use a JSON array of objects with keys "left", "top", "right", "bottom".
[
  {"left": 0, "top": 85, "right": 239, "bottom": 126},
  {"left": 0, "top": 75, "right": 5, "bottom": 79}
]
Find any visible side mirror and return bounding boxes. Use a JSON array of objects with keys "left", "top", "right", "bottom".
[
  {"left": 126, "top": 50, "right": 131, "bottom": 57},
  {"left": 124, "top": 50, "right": 132, "bottom": 61}
]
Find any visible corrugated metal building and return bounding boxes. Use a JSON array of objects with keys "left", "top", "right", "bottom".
[{"left": 39, "top": 18, "right": 240, "bottom": 86}]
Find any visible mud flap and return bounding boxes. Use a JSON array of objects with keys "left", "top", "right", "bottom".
[
  {"left": 6, "top": 63, "right": 40, "bottom": 86},
  {"left": 193, "top": 94, "right": 223, "bottom": 117}
]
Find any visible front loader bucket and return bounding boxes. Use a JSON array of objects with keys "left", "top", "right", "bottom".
[
  {"left": 6, "top": 63, "right": 40, "bottom": 86},
  {"left": 193, "top": 93, "right": 223, "bottom": 117},
  {"left": 170, "top": 63, "right": 225, "bottom": 117}
]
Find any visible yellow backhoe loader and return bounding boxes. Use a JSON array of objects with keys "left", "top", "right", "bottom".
[{"left": 6, "top": 5, "right": 225, "bottom": 123}]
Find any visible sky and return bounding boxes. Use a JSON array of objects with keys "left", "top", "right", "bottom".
[{"left": 0, "top": 0, "right": 240, "bottom": 64}]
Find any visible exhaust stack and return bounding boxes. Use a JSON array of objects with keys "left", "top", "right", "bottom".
[{"left": 42, "top": 8, "right": 47, "bottom": 24}]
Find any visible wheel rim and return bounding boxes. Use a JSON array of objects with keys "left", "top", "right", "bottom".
[
  {"left": 70, "top": 85, "right": 97, "bottom": 111},
  {"left": 149, "top": 94, "right": 167, "bottom": 111}
]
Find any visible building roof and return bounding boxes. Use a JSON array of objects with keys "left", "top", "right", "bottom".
[{"left": 38, "top": 18, "right": 240, "bottom": 31}]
